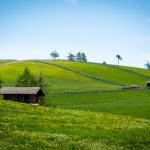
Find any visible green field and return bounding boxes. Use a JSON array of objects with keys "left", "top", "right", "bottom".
[
  {"left": 0, "top": 60, "right": 150, "bottom": 149},
  {"left": 47, "top": 90, "right": 150, "bottom": 120},
  {"left": 52, "top": 60, "right": 150, "bottom": 87},
  {"left": 120, "top": 65, "right": 150, "bottom": 77},
  {"left": 0, "top": 59, "right": 16, "bottom": 64},
  {"left": 0, "top": 61, "right": 120, "bottom": 92},
  {"left": 0, "top": 99, "right": 150, "bottom": 149}
]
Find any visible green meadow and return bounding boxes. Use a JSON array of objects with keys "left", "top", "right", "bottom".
[
  {"left": 52, "top": 60, "right": 150, "bottom": 86},
  {"left": 0, "top": 99, "right": 150, "bottom": 150},
  {"left": 47, "top": 90, "right": 150, "bottom": 120},
  {"left": 0, "top": 60, "right": 150, "bottom": 149},
  {"left": 0, "top": 61, "right": 120, "bottom": 91}
]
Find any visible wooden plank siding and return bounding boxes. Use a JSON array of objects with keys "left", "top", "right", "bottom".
[{"left": 0, "top": 87, "right": 44, "bottom": 104}]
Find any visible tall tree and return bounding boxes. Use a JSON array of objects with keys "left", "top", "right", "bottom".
[
  {"left": 50, "top": 50, "right": 59, "bottom": 59},
  {"left": 116, "top": 54, "right": 123, "bottom": 65},
  {"left": 76, "top": 52, "right": 87, "bottom": 62},
  {"left": 67, "top": 53, "right": 76, "bottom": 61},
  {"left": 16, "top": 67, "right": 37, "bottom": 87},
  {"left": 145, "top": 61, "right": 150, "bottom": 70},
  {"left": 37, "top": 72, "right": 47, "bottom": 105},
  {"left": 76, "top": 52, "right": 82, "bottom": 62},
  {"left": 37, "top": 72, "right": 47, "bottom": 90},
  {"left": 81, "top": 52, "right": 87, "bottom": 62}
]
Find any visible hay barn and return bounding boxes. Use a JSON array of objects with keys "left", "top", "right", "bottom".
[{"left": 0, "top": 87, "right": 44, "bottom": 103}]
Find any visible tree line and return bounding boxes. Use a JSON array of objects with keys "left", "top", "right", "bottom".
[
  {"left": 50, "top": 51, "right": 87, "bottom": 62},
  {"left": 50, "top": 50, "right": 124, "bottom": 64}
]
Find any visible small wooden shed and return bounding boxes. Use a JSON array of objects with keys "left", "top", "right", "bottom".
[
  {"left": 0, "top": 87, "right": 44, "bottom": 103},
  {"left": 147, "top": 81, "right": 150, "bottom": 88}
]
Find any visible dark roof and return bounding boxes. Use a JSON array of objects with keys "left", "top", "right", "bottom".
[{"left": 0, "top": 87, "right": 44, "bottom": 95}]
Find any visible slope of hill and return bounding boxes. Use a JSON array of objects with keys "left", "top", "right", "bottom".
[
  {"left": 51, "top": 60, "right": 149, "bottom": 87},
  {"left": 0, "top": 99, "right": 150, "bottom": 149},
  {"left": 120, "top": 65, "right": 150, "bottom": 77},
  {"left": 0, "top": 61, "right": 119, "bottom": 92},
  {"left": 0, "top": 60, "right": 16, "bottom": 65},
  {"left": 1, "top": 60, "right": 150, "bottom": 149}
]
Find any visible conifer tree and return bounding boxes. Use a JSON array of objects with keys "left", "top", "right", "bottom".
[
  {"left": 37, "top": 72, "right": 47, "bottom": 90},
  {"left": 67, "top": 53, "right": 76, "bottom": 61},
  {"left": 16, "top": 67, "right": 37, "bottom": 87}
]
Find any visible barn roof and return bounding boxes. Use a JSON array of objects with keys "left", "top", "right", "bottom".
[
  {"left": 0, "top": 87, "right": 44, "bottom": 95},
  {"left": 147, "top": 80, "right": 150, "bottom": 83}
]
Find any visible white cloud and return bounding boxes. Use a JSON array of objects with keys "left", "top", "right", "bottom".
[{"left": 64, "top": 0, "right": 77, "bottom": 4}]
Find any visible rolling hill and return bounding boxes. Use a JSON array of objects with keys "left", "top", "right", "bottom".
[
  {"left": 0, "top": 60, "right": 150, "bottom": 149},
  {"left": 50, "top": 60, "right": 150, "bottom": 87},
  {"left": 0, "top": 61, "right": 120, "bottom": 92},
  {"left": 1, "top": 60, "right": 150, "bottom": 92}
]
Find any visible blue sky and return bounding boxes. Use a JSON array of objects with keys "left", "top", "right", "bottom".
[{"left": 0, "top": 0, "right": 150, "bottom": 68}]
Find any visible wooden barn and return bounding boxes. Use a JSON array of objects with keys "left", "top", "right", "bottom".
[
  {"left": 0, "top": 87, "right": 44, "bottom": 103},
  {"left": 147, "top": 80, "right": 150, "bottom": 88}
]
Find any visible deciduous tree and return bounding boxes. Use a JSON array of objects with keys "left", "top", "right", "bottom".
[
  {"left": 145, "top": 61, "right": 150, "bottom": 70},
  {"left": 50, "top": 50, "right": 59, "bottom": 59},
  {"left": 116, "top": 54, "right": 123, "bottom": 65}
]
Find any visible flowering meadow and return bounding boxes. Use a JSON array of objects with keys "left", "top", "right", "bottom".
[{"left": 0, "top": 99, "right": 150, "bottom": 149}]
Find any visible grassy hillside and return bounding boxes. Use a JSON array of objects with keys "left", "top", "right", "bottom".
[
  {"left": 120, "top": 65, "right": 150, "bottom": 77},
  {"left": 51, "top": 60, "right": 149, "bottom": 87},
  {"left": 1, "top": 60, "right": 149, "bottom": 91},
  {"left": 0, "top": 61, "right": 119, "bottom": 92},
  {"left": 0, "top": 99, "right": 150, "bottom": 149},
  {"left": 0, "top": 60, "right": 150, "bottom": 149},
  {"left": 0, "top": 60, "right": 16, "bottom": 65}
]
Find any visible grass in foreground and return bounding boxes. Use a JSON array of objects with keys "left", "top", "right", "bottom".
[{"left": 0, "top": 99, "right": 150, "bottom": 149}]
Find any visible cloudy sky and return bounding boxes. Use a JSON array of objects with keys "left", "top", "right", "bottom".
[{"left": 0, "top": 0, "right": 150, "bottom": 68}]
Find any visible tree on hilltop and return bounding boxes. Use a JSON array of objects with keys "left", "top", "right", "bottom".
[
  {"left": 116, "top": 54, "right": 123, "bottom": 65},
  {"left": 76, "top": 52, "right": 87, "bottom": 62},
  {"left": 67, "top": 53, "right": 76, "bottom": 61},
  {"left": 145, "top": 61, "right": 150, "bottom": 70},
  {"left": 50, "top": 50, "right": 59, "bottom": 60}
]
